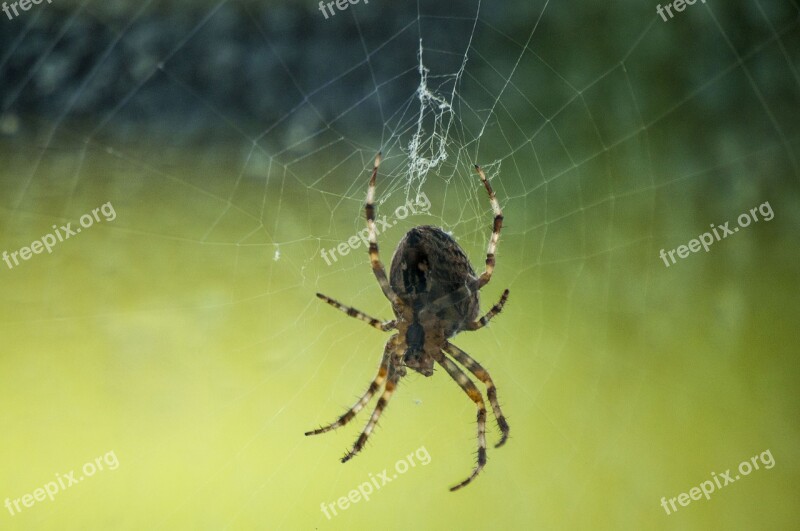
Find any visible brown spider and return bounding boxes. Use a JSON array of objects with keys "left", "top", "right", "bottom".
[{"left": 306, "top": 153, "right": 510, "bottom": 491}]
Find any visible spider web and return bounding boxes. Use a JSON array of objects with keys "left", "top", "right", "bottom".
[{"left": 1, "top": 0, "right": 799, "bottom": 529}]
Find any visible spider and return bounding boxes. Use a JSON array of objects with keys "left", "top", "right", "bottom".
[{"left": 305, "top": 153, "right": 510, "bottom": 491}]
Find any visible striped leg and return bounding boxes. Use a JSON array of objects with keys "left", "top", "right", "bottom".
[
  {"left": 316, "top": 293, "right": 396, "bottom": 331},
  {"left": 365, "top": 153, "right": 402, "bottom": 307},
  {"left": 433, "top": 351, "right": 487, "bottom": 492},
  {"left": 474, "top": 164, "right": 503, "bottom": 288},
  {"left": 466, "top": 289, "right": 510, "bottom": 331},
  {"left": 444, "top": 342, "right": 510, "bottom": 448},
  {"left": 305, "top": 341, "right": 393, "bottom": 436},
  {"left": 341, "top": 366, "right": 401, "bottom": 463}
]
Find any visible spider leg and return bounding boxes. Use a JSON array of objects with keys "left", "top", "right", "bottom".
[
  {"left": 433, "top": 351, "right": 487, "bottom": 492},
  {"left": 444, "top": 342, "right": 510, "bottom": 448},
  {"left": 316, "top": 293, "right": 397, "bottom": 331},
  {"left": 466, "top": 289, "right": 509, "bottom": 331},
  {"left": 341, "top": 364, "right": 401, "bottom": 463},
  {"left": 365, "top": 153, "right": 402, "bottom": 308},
  {"left": 474, "top": 164, "right": 503, "bottom": 289},
  {"left": 305, "top": 341, "right": 393, "bottom": 436}
]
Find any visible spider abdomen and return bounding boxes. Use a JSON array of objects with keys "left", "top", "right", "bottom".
[{"left": 389, "top": 225, "right": 480, "bottom": 336}]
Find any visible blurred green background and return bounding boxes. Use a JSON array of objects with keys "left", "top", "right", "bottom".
[{"left": 1, "top": 0, "right": 799, "bottom": 530}]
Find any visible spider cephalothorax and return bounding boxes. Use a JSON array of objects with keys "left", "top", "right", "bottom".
[{"left": 306, "top": 153, "right": 511, "bottom": 491}]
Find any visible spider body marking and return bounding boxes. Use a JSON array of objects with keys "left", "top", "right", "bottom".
[
  {"left": 390, "top": 226, "right": 480, "bottom": 377},
  {"left": 306, "top": 153, "right": 511, "bottom": 491}
]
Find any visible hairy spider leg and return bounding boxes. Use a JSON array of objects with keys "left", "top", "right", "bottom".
[
  {"left": 474, "top": 164, "right": 503, "bottom": 289},
  {"left": 341, "top": 362, "right": 402, "bottom": 463},
  {"left": 316, "top": 292, "right": 397, "bottom": 331},
  {"left": 305, "top": 339, "right": 394, "bottom": 436},
  {"left": 444, "top": 342, "right": 510, "bottom": 447},
  {"left": 466, "top": 289, "right": 509, "bottom": 331},
  {"left": 365, "top": 153, "right": 402, "bottom": 308},
  {"left": 433, "top": 351, "right": 487, "bottom": 491}
]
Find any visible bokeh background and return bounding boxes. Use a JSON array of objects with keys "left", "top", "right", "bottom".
[{"left": 1, "top": 0, "right": 798, "bottom": 529}]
